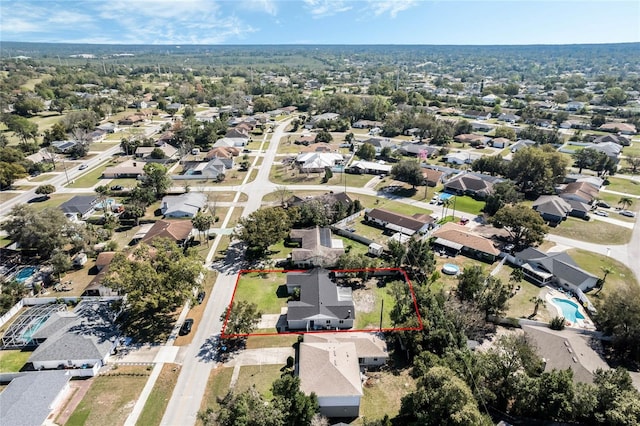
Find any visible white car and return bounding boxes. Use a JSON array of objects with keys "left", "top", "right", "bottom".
[
  {"left": 619, "top": 210, "right": 636, "bottom": 218},
  {"left": 594, "top": 210, "right": 609, "bottom": 217},
  {"left": 78, "top": 164, "right": 88, "bottom": 170}
]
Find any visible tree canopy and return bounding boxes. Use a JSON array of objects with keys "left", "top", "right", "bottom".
[
  {"left": 391, "top": 160, "right": 424, "bottom": 188},
  {"left": 491, "top": 204, "right": 548, "bottom": 247},
  {"left": 235, "top": 207, "right": 292, "bottom": 258}
]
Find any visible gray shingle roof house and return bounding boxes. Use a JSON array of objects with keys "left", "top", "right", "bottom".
[
  {"left": 511, "top": 248, "right": 598, "bottom": 292},
  {"left": 593, "top": 134, "right": 630, "bottom": 146},
  {"left": 443, "top": 173, "right": 496, "bottom": 199},
  {"left": 161, "top": 192, "right": 207, "bottom": 218},
  {"left": 0, "top": 370, "right": 72, "bottom": 426},
  {"left": 286, "top": 268, "right": 354, "bottom": 331},
  {"left": 510, "top": 139, "right": 537, "bottom": 153},
  {"left": 585, "top": 142, "right": 622, "bottom": 161},
  {"left": 289, "top": 227, "right": 345, "bottom": 268},
  {"left": 533, "top": 195, "right": 589, "bottom": 223},
  {"left": 59, "top": 195, "right": 98, "bottom": 220},
  {"left": 29, "top": 301, "right": 119, "bottom": 373}
]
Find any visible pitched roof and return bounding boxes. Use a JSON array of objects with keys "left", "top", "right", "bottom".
[
  {"left": 366, "top": 208, "right": 433, "bottom": 233},
  {"left": 444, "top": 173, "right": 494, "bottom": 195},
  {"left": 599, "top": 122, "right": 636, "bottom": 133},
  {"left": 0, "top": 371, "right": 72, "bottom": 426},
  {"left": 95, "top": 251, "right": 116, "bottom": 269},
  {"left": 533, "top": 195, "right": 572, "bottom": 218},
  {"left": 560, "top": 181, "right": 599, "bottom": 202},
  {"left": 59, "top": 195, "right": 98, "bottom": 216},
  {"left": 422, "top": 168, "right": 445, "bottom": 184},
  {"left": 141, "top": 220, "right": 192, "bottom": 244},
  {"left": 29, "top": 301, "right": 118, "bottom": 363},
  {"left": 296, "top": 152, "right": 343, "bottom": 169},
  {"left": 290, "top": 227, "right": 345, "bottom": 267},
  {"left": 431, "top": 222, "right": 500, "bottom": 256},
  {"left": 161, "top": 192, "right": 207, "bottom": 217},
  {"left": 514, "top": 249, "right": 598, "bottom": 286},
  {"left": 287, "top": 269, "right": 354, "bottom": 322},
  {"left": 298, "top": 341, "right": 363, "bottom": 398},
  {"left": 304, "top": 332, "right": 388, "bottom": 359}
]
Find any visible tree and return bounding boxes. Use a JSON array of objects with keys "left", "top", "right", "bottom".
[
  {"left": 0, "top": 162, "right": 27, "bottom": 189},
  {"left": 597, "top": 285, "right": 640, "bottom": 361},
  {"left": 50, "top": 251, "right": 72, "bottom": 281},
  {"left": 457, "top": 265, "right": 485, "bottom": 301},
  {"left": 483, "top": 181, "right": 522, "bottom": 216},
  {"left": 321, "top": 166, "right": 333, "bottom": 183},
  {"left": 13, "top": 95, "right": 44, "bottom": 116},
  {"left": 494, "top": 125, "right": 517, "bottom": 140},
  {"left": 221, "top": 300, "right": 261, "bottom": 336},
  {"left": 272, "top": 374, "right": 319, "bottom": 426},
  {"left": 391, "top": 160, "right": 423, "bottom": 188},
  {"left": 35, "top": 184, "right": 56, "bottom": 199},
  {"left": 602, "top": 87, "right": 628, "bottom": 107},
  {"left": 479, "top": 276, "right": 511, "bottom": 318},
  {"left": 141, "top": 163, "right": 171, "bottom": 199},
  {"left": 529, "top": 296, "right": 546, "bottom": 317},
  {"left": 625, "top": 155, "right": 640, "bottom": 174},
  {"left": 4, "top": 115, "right": 39, "bottom": 149},
  {"left": 122, "top": 203, "right": 146, "bottom": 226},
  {"left": 209, "top": 388, "right": 284, "bottom": 426},
  {"left": 492, "top": 204, "right": 548, "bottom": 247},
  {"left": 150, "top": 147, "right": 166, "bottom": 159},
  {"left": 105, "top": 239, "right": 204, "bottom": 314},
  {"left": 619, "top": 196, "right": 633, "bottom": 210},
  {"left": 507, "top": 147, "right": 568, "bottom": 196},
  {"left": 399, "top": 366, "right": 491, "bottom": 426},
  {"left": 387, "top": 239, "right": 407, "bottom": 268},
  {"left": 235, "top": 207, "right": 292, "bottom": 258},
  {"left": 192, "top": 212, "right": 214, "bottom": 245},
  {"left": 1, "top": 205, "right": 83, "bottom": 259},
  {"left": 314, "top": 130, "right": 333, "bottom": 143},
  {"left": 405, "top": 237, "right": 436, "bottom": 281},
  {"left": 356, "top": 143, "right": 376, "bottom": 161},
  {"left": 274, "top": 186, "right": 292, "bottom": 206}
]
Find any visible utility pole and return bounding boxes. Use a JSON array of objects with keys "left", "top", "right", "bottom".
[{"left": 62, "top": 158, "right": 70, "bottom": 185}]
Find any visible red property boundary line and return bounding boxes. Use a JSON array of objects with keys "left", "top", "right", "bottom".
[{"left": 220, "top": 267, "right": 424, "bottom": 338}]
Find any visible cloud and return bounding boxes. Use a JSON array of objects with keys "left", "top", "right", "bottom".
[
  {"left": 367, "top": 0, "right": 418, "bottom": 18},
  {"left": 303, "top": 0, "right": 352, "bottom": 18},
  {"left": 239, "top": 0, "right": 278, "bottom": 16}
]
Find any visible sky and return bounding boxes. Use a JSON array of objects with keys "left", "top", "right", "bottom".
[{"left": 1, "top": 0, "right": 639, "bottom": 45}]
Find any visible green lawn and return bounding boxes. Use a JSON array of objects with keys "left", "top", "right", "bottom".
[
  {"left": 29, "top": 193, "right": 75, "bottom": 210},
  {"left": 233, "top": 364, "right": 285, "bottom": 401},
  {"left": 267, "top": 240, "right": 294, "bottom": 261},
  {"left": 90, "top": 141, "right": 121, "bottom": 152},
  {"left": 567, "top": 248, "right": 638, "bottom": 301},
  {"left": 549, "top": 217, "right": 631, "bottom": 245},
  {"left": 233, "top": 272, "right": 289, "bottom": 315},
  {"left": 354, "top": 279, "right": 395, "bottom": 330},
  {"left": 447, "top": 195, "right": 485, "bottom": 216},
  {"left": 66, "top": 366, "right": 150, "bottom": 426},
  {"left": 356, "top": 369, "right": 416, "bottom": 425},
  {"left": 245, "top": 335, "right": 298, "bottom": 350},
  {"left": 66, "top": 162, "right": 112, "bottom": 188},
  {"left": 604, "top": 176, "right": 640, "bottom": 197},
  {"left": 30, "top": 173, "right": 57, "bottom": 182},
  {"left": 108, "top": 178, "right": 139, "bottom": 189},
  {"left": 136, "top": 363, "right": 181, "bottom": 426},
  {"left": 622, "top": 142, "right": 640, "bottom": 157},
  {"left": 199, "top": 367, "right": 234, "bottom": 418},
  {"left": 0, "top": 350, "right": 32, "bottom": 372}
]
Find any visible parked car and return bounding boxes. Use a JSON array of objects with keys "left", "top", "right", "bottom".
[
  {"left": 594, "top": 210, "right": 609, "bottom": 217},
  {"left": 78, "top": 164, "right": 88, "bottom": 170},
  {"left": 504, "top": 243, "right": 515, "bottom": 253},
  {"left": 180, "top": 318, "right": 194, "bottom": 335},
  {"left": 620, "top": 210, "right": 636, "bottom": 217},
  {"left": 197, "top": 291, "right": 205, "bottom": 304},
  {"left": 110, "top": 185, "right": 124, "bottom": 191},
  {"left": 596, "top": 201, "right": 610, "bottom": 208}
]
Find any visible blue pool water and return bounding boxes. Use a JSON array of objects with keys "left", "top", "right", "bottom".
[
  {"left": 95, "top": 198, "right": 115, "bottom": 209},
  {"left": 440, "top": 193, "right": 454, "bottom": 201},
  {"left": 442, "top": 263, "right": 460, "bottom": 275},
  {"left": 15, "top": 266, "right": 37, "bottom": 283},
  {"left": 552, "top": 298, "right": 585, "bottom": 323},
  {"left": 22, "top": 317, "right": 49, "bottom": 342}
]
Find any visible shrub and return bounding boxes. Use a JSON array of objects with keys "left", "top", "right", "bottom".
[{"left": 550, "top": 316, "right": 566, "bottom": 330}]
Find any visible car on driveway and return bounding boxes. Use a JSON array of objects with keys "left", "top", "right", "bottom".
[
  {"left": 197, "top": 291, "right": 205, "bottom": 304},
  {"left": 620, "top": 210, "right": 636, "bottom": 218},
  {"left": 111, "top": 185, "right": 124, "bottom": 191},
  {"left": 79, "top": 164, "right": 88, "bottom": 170},
  {"left": 596, "top": 201, "right": 610, "bottom": 208},
  {"left": 180, "top": 318, "right": 194, "bottom": 335},
  {"left": 594, "top": 210, "right": 609, "bottom": 217}
]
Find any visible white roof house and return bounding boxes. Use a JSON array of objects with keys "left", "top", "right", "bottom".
[
  {"left": 296, "top": 152, "right": 344, "bottom": 172},
  {"left": 161, "top": 192, "right": 207, "bottom": 218},
  {"left": 348, "top": 160, "right": 393, "bottom": 174}
]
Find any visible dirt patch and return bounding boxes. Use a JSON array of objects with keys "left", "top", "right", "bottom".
[{"left": 352, "top": 278, "right": 379, "bottom": 313}]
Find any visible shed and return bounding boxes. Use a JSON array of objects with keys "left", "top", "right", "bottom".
[{"left": 368, "top": 243, "right": 384, "bottom": 257}]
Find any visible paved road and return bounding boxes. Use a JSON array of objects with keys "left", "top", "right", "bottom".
[{"left": 159, "top": 118, "right": 293, "bottom": 426}]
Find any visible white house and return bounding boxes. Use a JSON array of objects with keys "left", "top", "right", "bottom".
[
  {"left": 161, "top": 192, "right": 207, "bottom": 218},
  {"left": 296, "top": 152, "right": 344, "bottom": 173}
]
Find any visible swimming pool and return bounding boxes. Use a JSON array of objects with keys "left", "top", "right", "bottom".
[
  {"left": 15, "top": 266, "right": 37, "bottom": 284},
  {"left": 442, "top": 263, "right": 460, "bottom": 275},
  {"left": 552, "top": 298, "right": 585, "bottom": 323},
  {"left": 95, "top": 198, "right": 116, "bottom": 210},
  {"left": 440, "top": 193, "right": 455, "bottom": 201}
]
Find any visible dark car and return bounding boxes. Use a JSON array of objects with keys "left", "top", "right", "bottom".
[
  {"left": 179, "top": 318, "right": 194, "bottom": 335},
  {"left": 111, "top": 185, "right": 124, "bottom": 191},
  {"left": 596, "top": 201, "right": 611, "bottom": 209},
  {"left": 197, "top": 291, "right": 205, "bottom": 304}
]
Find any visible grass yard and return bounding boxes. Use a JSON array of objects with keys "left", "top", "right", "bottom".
[
  {"left": 233, "top": 364, "right": 285, "bottom": 400},
  {"left": 65, "top": 365, "right": 150, "bottom": 426},
  {"left": 0, "top": 350, "right": 32, "bottom": 372},
  {"left": 269, "top": 165, "right": 331, "bottom": 185},
  {"left": 261, "top": 190, "right": 327, "bottom": 204},
  {"left": 353, "top": 278, "right": 395, "bottom": 330},
  {"left": 329, "top": 173, "right": 375, "bottom": 188},
  {"left": 567, "top": 248, "right": 638, "bottom": 301},
  {"left": 622, "top": 142, "right": 640, "bottom": 157},
  {"left": 354, "top": 193, "right": 433, "bottom": 217},
  {"left": 108, "top": 177, "right": 139, "bottom": 189},
  {"left": 267, "top": 239, "right": 295, "bottom": 261},
  {"left": 432, "top": 255, "right": 499, "bottom": 293},
  {"left": 205, "top": 191, "right": 248, "bottom": 203},
  {"left": 549, "top": 217, "right": 631, "bottom": 245},
  {"left": 90, "top": 141, "right": 121, "bottom": 152},
  {"left": 233, "top": 272, "right": 289, "bottom": 315},
  {"left": 604, "top": 176, "right": 640, "bottom": 197},
  {"left": 504, "top": 275, "right": 553, "bottom": 323},
  {"left": 29, "top": 193, "right": 75, "bottom": 210},
  {"left": 245, "top": 335, "right": 299, "bottom": 350},
  {"left": 198, "top": 367, "right": 234, "bottom": 419},
  {"left": 136, "top": 363, "right": 181, "bottom": 426},
  {"left": 66, "top": 161, "right": 112, "bottom": 188},
  {"left": 448, "top": 195, "right": 486, "bottom": 216},
  {"left": 0, "top": 193, "right": 21, "bottom": 203},
  {"left": 356, "top": 369, "right": 416, "bottom": 425},
  {"left": 29, "top": 173, "right": 57, "bottom": 182}
]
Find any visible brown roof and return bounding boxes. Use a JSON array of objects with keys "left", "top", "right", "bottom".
[
  {"left": 141, "top": 220, "right": 192, "bottom": 244},
  {"left": 422, "top": 168, "right": 444, "bottom": 184},
  {"left": 454, "top": 134, "right": 486, "bottom": 143},
  {"left": 560, "top": 181, "right": 598, "bottom": 202},
  {"left": 289, "top": 227, "right": 344, "bottom": 267},
  {"left": 432, "top": 222, "right": 500, "bottom": 256},
  {"left": 95, "top": 252, "right": 116, "bottom": 269},
  {"left": 366, "top": 208, "right": 433, "bottom": 232},
  {"left": 206, "top": 146, "right": 240, "bottom": 159}
]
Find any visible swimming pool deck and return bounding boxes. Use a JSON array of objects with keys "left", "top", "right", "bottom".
[{"left": 544, "top": 287, "right": 595, "bottom": 330}]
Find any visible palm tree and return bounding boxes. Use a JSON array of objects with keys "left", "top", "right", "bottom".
[
  {"left": 529, "top": 296, "right": 546, "bottom": 318},
  {"left": 595, "top": 266, "right": 614, "bottom": 295},
  {"left": 619, "top": 196, "right": 633, "bottom": 211},
  {"left": 442, "top": 197, "right": 452, "bottom": 221},
  {"left": 192, "top": 212, "right": 214, "bottom": 245},
  {"left": 95, "top": 185, "right": 111, "bottom": 219}
]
